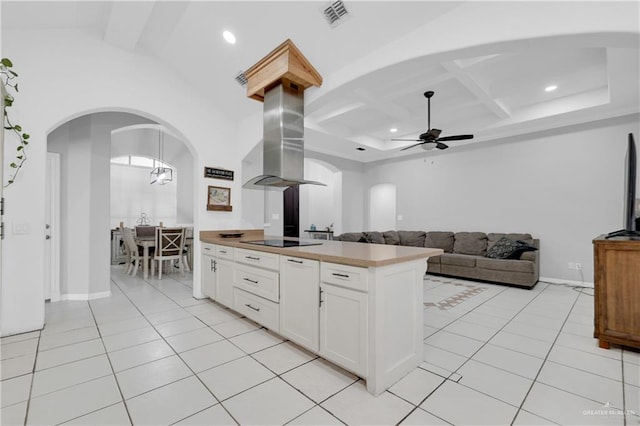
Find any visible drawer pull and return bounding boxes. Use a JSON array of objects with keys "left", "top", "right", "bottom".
[
  {"left": 204, "top": 247, "right": 211, "bottom": 251},
  {"left": 246, "top": 256, "right": 261, "bottom": 261},
  {"left": 287, "top": 259, "right": 303, "bottom": 264},
  {"left": 245, "top": 303, "right": 260, "bottom": 312},
  {"left": 219, "top": 250, "right": 227, "bottom": 254},
  {"left": 243, "top": 277, "right": 259, "bottom": 284},
  {"left": 332, "top": 273, "right": 350, "bottom": 278}
]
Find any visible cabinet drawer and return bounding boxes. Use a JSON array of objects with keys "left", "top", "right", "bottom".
[
  {"left": 235, "top": 248, "right": 280, "bottom": 271},
  {"left": 235, "top": 264, "right": 279, "bottom": 303},
  {"left": 321, "top": 262, "right": 368, "bottom": 292},
  {"left": 201, "top": 242, "right": 216, "bottom": 255},
  {"left": 234, "top": 288, "right": 279, "bottom": 333},
  {"left": 215, "top": 245, "right": 234, "bottom": 259}
]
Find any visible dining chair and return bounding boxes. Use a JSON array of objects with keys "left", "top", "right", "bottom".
[
  {"left": 122, "top": 227, "right": 143, "bottom": 276},
  {"left": 119, "top": 223, "right": 132, "bottom": 272},
  {"left": 151, "top": 227, "right": 186, "bottom": 279}
]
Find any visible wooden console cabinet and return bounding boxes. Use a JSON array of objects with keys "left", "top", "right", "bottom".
[{"left": 593, "top": 235, "right": 640, "bottom": 349}]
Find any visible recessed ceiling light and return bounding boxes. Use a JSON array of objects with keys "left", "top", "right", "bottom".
[
  {"left": 390, "top": 128, "right": 398, "bottom": 133},
  {"left": 356, "top": 147, "right": 365, "bottom": 151},
  {"left": 223, "top": 30, "right": 236, "bottom": 44},
  {"left": 545, "top": 85, "right": 557, "bottom": 92}
]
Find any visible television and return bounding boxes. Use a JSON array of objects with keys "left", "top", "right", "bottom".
[{"left": 606, "top": 133, "right": 640, "bottom": 238}]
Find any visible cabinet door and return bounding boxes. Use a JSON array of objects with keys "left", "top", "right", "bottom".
[
  {"left": 201, "top": 254, "right": 217, "bottom": 299},
  {"left": 280, "top": 256, "right": 319, "bottom": 352},
  {"left": 319, "top": 283, "right": 368, "bottom": 377},
  {"left": 215, "top": 258, "right": 235, "bottom": 308}
]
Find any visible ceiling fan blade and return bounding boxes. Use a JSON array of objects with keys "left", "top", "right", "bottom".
[
  {"left": 435, "top": 142, "right": 449, "bottom": 150},
  {"left": 391, "top": 138, "right": 421, "bottom": 142},
  {"left": 400, "top": 142, "right": 426, "bottom": 151},
  {"left": 436, "top": 134, "right": 474, "bottom": 142}
]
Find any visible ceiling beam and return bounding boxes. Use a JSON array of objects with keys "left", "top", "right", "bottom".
[
  {"left": 442, "top": 60, "right": 512, "bottom": 119},
  {"left": 104, "top": 1, "right": 156, "bottom": 50}
]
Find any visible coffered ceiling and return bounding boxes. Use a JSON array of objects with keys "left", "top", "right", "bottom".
[{"left": 2, "top": 1, "right": 639, "bottom": 163}]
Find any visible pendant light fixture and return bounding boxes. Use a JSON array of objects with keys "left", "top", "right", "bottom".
[{"left": 150, "top": 127, "right": 173, "bottom": 185}]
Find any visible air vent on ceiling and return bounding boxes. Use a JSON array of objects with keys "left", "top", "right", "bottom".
[
  {"left": 234, "top": 71, "right": 248, "bottom": 87},
  {"left": 322, "top": 1, "right": 350, "bottom": 28}
]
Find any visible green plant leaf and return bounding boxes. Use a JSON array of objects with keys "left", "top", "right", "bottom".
[
  {"left": 1, "top": 58, "right": 13, "bottom": 67},
  {"left": 16, "top": 146, "right": 23, "bottom": 151},
  {"left": 14, "top": 125, "right": 21, "bottom": 131},
  {"left": 10, "top": 162, "right": 17, "bottom": 168},
  {"left": 23, "top": 140, "right": 29, "bottom": 145},
  {"left": 22, "top": 133, "right": 29, "bottom": 139},
  {"left": 16, "top": 155, "right": 23, "bottom": 160},
  {"left": 8, "top": 180, "right": 14, "bottom": 184}
]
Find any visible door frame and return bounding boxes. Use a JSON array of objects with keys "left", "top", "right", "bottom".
[{"left": 46, "top": 152, "right": 61, "bottom": 302}]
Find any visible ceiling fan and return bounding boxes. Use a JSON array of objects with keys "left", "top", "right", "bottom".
[{"left": 392, "top": 91, "right": 474, "bottom": 151}]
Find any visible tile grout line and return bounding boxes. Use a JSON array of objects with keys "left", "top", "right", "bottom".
[
  {"left": 508, "top": 284, "right": 584, "bottom": 425},
  {"left": 20, "top": 328, "right": 42, "bottom": 426}
]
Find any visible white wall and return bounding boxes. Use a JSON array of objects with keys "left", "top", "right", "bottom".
[
  {"left": 111, "top": 164, "right": 178, "bottom": 227},
  {"left": 1, "top": 29, "right": 238, "bottom": 335},
  {"left": 111, "top": 125, "right": 194, "bottom": 226},
  {"left": 48, "top": 113, "right": 149, "bottom": 298},
  {"left": 368, "top": 184, "right": 397, "bottom": 231},
  {"left": 300, "top": 159, "right": 341, "bottom": 235},
  {"left": 364, "top": 115, "right": 640, "bottom": 284}
]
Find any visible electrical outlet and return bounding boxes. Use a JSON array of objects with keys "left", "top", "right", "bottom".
[{"left": 568, "top": 262, "right": 575, "bottom": 270}]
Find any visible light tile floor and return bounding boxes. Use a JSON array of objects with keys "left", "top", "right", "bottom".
[{"left": 1, "top": 268, "right": 639, "bottom": 425}]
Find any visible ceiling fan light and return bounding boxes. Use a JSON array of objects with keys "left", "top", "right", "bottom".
[
  {"left": 421, "top": 142, "right": 437, "bottom": 151},
  {"left": 390, "top": 128, "right": 398, "bottom": 133},
  {"left": 545, "top": 85, "right": 557, "bottom": 92}
]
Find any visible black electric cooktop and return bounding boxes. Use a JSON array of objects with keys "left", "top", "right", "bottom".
[{"left": 242, "top": 239, "right": 323, "bottom": 248}]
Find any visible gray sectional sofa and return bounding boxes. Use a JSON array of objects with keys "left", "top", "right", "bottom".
[{"left": 335, "top": 230, "right": 539, "bottom": 288}]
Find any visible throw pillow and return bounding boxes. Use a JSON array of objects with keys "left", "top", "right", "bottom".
[
  {"left": 485, "top": 237, "right": 520, "bottom": 259},
  {"left": 358, "top": 235, "right": 371, "bottom": 243},
  {"left": 507, "top": 240, "right": 538, "bottom": 259}
]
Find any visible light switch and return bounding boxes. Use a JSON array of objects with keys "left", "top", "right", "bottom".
[
  {"left": 397, "top": 215, "right": 404, "bottom": 221},
  {"left": 271, "top": 213, "right": 280, "bottom": 220},
  {"left": 13, "top": 222, "right": 30, "bottom": 234}
]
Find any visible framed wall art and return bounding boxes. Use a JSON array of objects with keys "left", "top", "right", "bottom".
[{"left": 207, "top": 186, "right": 232, "bottom": 211}]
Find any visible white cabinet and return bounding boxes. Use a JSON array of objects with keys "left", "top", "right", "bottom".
[
  {"left": 200, "top": 243, "right": 234, "bottom": 305},
  {"left": 215, "top": 258, "right": 235, "bottom": 307},
  {"left": 280, "top": 256, "right": 320, "bottom": 352},
  {"left": 319, "top": 281, "right": 368, "bottom": 377},
  {"left": 201, "top": 243, "right": 217, "bottom": 299}
]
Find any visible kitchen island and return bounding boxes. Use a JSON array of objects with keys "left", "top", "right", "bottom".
[{"left": 200, "top": 229, "right": 443, "bottom": 395}]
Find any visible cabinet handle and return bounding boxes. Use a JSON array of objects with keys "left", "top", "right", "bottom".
[
  {"left": 212, "top": 259, "right": 217, "bottom": 272},
  {"left": 243, "top": 277, "right": 259, "bottom": 284},
  {"left": 287, "top": 259, "right": 303, "bottom": 264},
  {"left": 246, "top": 256, "right": 261, "bottom": 261},
  {"left": 204, "top": 247, "right": 211, "bottom": 251},
  {"left": 319, "top": 287, "right": 324, "bottom": 307},
  {"left": 332, "top": 273, "right": 350, "bottom": 278},
  {"left": 245, "top": 303, "right": 260, "bottom": 312},
  {"left": 219, "top": 250, "right": 227, "bottom": 254}
]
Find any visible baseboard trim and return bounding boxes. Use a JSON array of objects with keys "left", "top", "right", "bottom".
[
  {"left": 61, "top": 291, "right": 111, "bottom": 301},
  {"left": 539, "top": 276, "right": 594, "bottom": 288}
]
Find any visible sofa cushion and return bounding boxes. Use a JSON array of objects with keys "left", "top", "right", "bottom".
[
  {"left": 383, "top": 230, "right": 400, "bottom": 245},
  {"left": 358, "top": 235, "right": 371, "bottom": 243},
  {"left": 453, "top": 232, "right": 488, "bottom": 256},
  {"left": 427, "top": 256, "right": 441, "bottom": 265},
  {"left": 476, "top": 257, "right": 534, "bottom": 274},
  {"left": 440, "top": 253, "right": 477, "bottom": 268},
  {"left": 365, "top": 231, "right": 386, "bottom": 244},
  {"left": 398, "top": 231, "right": 426, "bottom": 247},
  {"left": 425, "top": 232, "right": 455, "bottom": 253},
  {"left": 336, "top": 232, "right": 364, "bottom": 242}
]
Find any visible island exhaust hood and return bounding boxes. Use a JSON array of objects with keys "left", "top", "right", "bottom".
[{"left": 242, "top": 40, "right": 325, "bottom": 190}]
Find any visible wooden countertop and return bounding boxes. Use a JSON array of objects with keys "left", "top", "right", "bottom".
[{"left": 200, "top": 229, "right": 443, "bottom": 268}]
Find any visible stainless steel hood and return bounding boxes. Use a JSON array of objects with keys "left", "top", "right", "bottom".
[{"left": 243, "top": 81, "right": 325, "bottom": 190}]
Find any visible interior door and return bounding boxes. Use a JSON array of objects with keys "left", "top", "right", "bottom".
[
  {"left": 44, "top": 152, "right": 61, "bottom": 301},
  {"left": 283, "top": 185, "right": 299, "bottom": 237}
]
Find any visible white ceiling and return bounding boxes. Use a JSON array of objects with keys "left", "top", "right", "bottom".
[{"left": 3, "top": 1, "right": 639, "bottom": 163}]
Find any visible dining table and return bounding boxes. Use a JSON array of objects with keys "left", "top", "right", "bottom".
[{"left": 135, "top": 236, "right": 194, "bottom": 279}]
